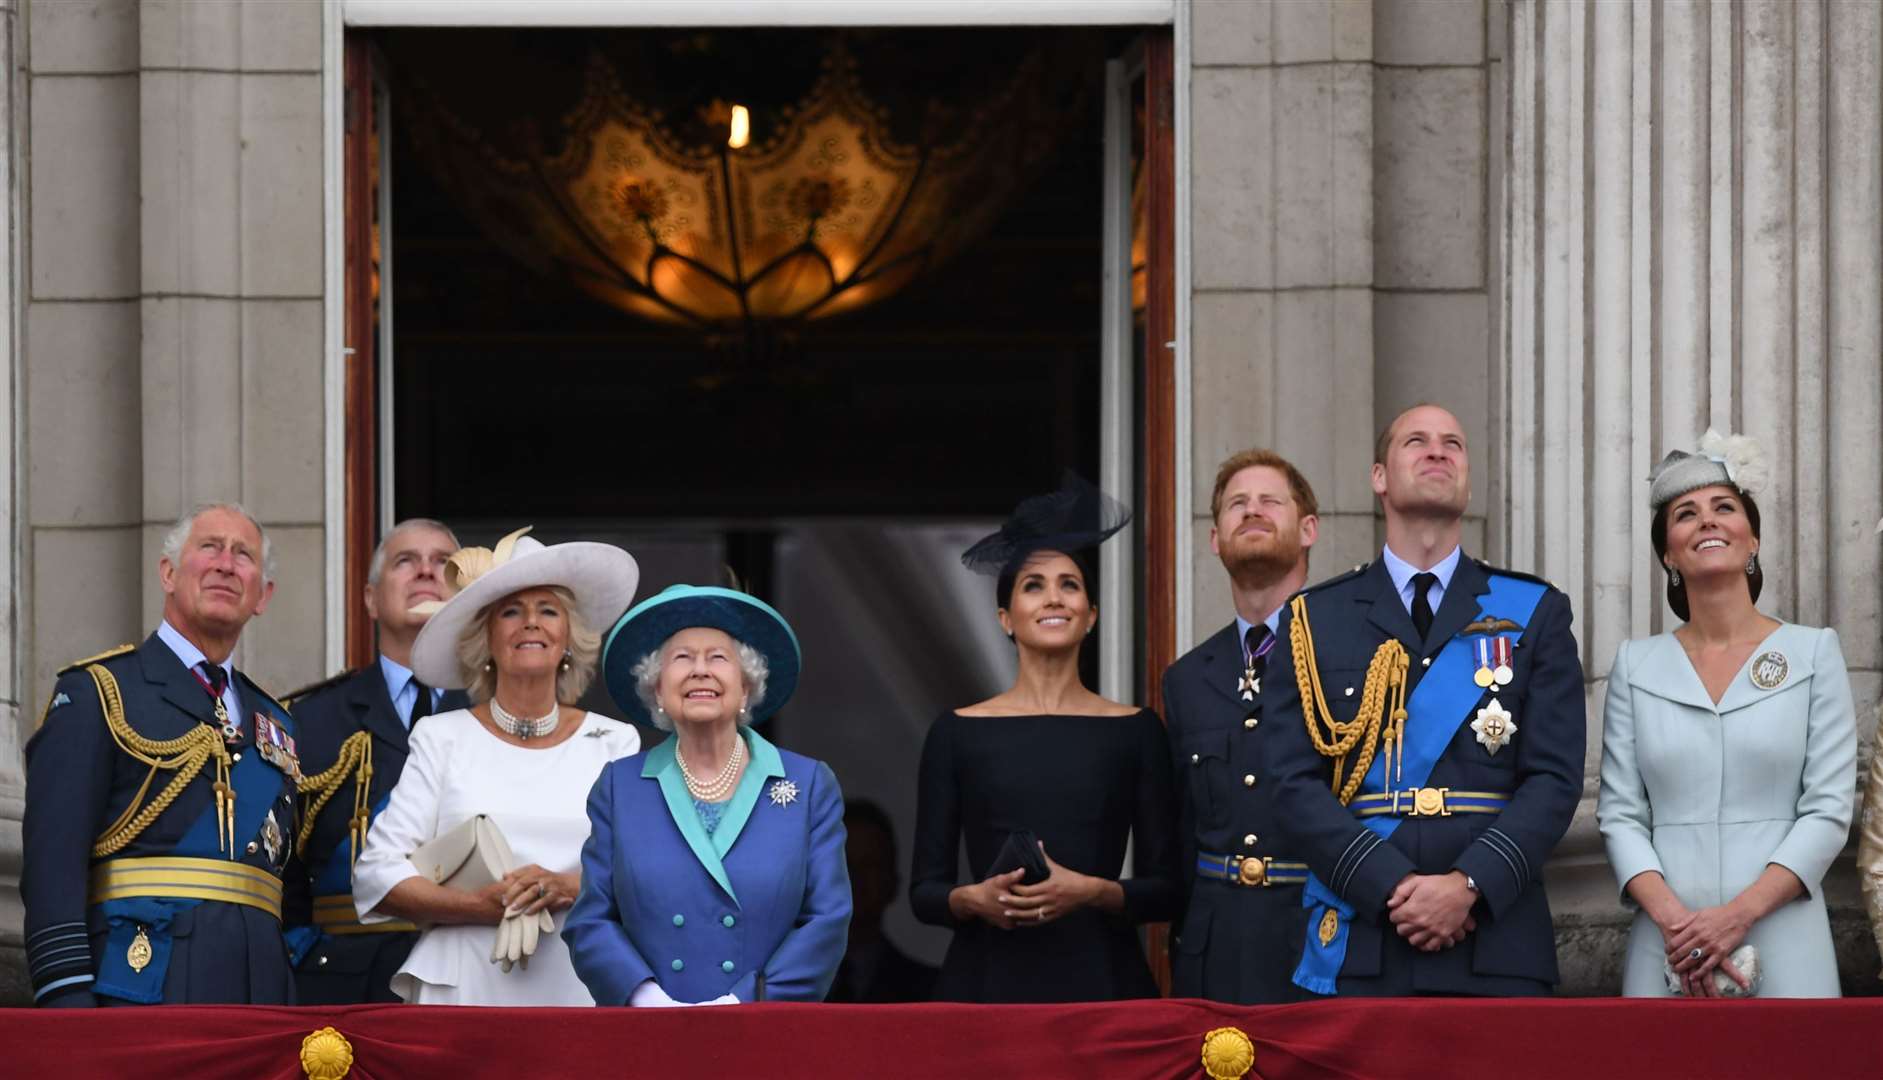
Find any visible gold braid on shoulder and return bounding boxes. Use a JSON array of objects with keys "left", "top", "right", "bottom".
[
  {"left": 87, "top": 665, "right": 237, "bottom": 858},
  {"left": 1288, "top": 594, "right": 1410, "bottom": 804},
  {"left": 296, "top": 730, "right": 374, "bottom": 871}
]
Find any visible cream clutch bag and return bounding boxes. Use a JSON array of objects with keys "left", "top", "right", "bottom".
[
  {"left": 406, "top": 815, "right": 555, "bottom": 972},
  {"left": 408, "top": 814, "right": 511, "bottom": 892}
]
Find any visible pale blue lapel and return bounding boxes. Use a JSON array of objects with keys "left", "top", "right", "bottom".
[
  {"left": 1626, "top": 634, "right": 1716, "bottom": 712},
  {"left": 643, "top": 740, "right": 738, "bottom": 905},
  {"left": 711, "top": 728, "right": 787, "bottom": 859},
  {"left": 1715, "top": 624, "right": 1808, "bottom": 715}
]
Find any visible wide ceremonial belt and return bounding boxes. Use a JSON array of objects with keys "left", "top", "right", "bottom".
[
  {"left": 1350, "top": 788, "right": 1511, "bottom": 819},
  {"left": 89, "top": 856, "right": 282, "bottom": 920},
  {"left": 313, "top": 893, "right": 417, "bottom": 935},
  {"left": 1196, "top": 853, "right": 1309, "bottom": 887}
]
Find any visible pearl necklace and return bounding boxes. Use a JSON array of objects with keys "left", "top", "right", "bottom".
[
  {"left": 490, "top": 697, "right": 560, "bottom": 740},
  {"left": 677, "top": 737, "right": 746, "bottom": 802}
]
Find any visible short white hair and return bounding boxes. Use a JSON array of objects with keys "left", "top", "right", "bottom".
[
  {"left": 367, "top": 518, "right": 460, "bottom": 585},
  {"left": 160, "top": 502, "right": 276, "bottom": 583},
  {"left": 632, "top": 635, "right": 769, "bottom": 732}
]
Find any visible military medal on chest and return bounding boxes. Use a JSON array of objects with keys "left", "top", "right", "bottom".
[
  {"left": 260, "top": 808, "right": 286, "bottom": 866},
  {"left": 1472, "top": 636, "right": 1515, "bottom": 689},
  {"left": 253, "top": 712, "right": 302, "bottom": 781},
  {"left": 1472, "top": 698, "right": 1516, "bottom": 754}
]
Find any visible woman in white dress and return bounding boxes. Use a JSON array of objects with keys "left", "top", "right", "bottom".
[
  {"left": 353, "top": 527, "right": 642, "bottom": 1005},
  {"left": 1598, "top": 432, "right": 1856, "bottom": 998}
]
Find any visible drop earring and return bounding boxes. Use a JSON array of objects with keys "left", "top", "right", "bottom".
[
  {"left": 1667, "top": 566, "right": 1681, "bottom": 587},
  {"left": 1746, "top": 553, "right": 1758, "bottom": 576}
]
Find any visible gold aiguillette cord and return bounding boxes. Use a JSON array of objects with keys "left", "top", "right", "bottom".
[{"left": 1289, "top": 594, "right": 1409, "bottom": 804}]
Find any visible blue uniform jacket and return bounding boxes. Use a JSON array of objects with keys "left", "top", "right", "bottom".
[
  {"left": 563, "top": 727, "right": 851, "bottom": 1005},
  {"left": 22, "top": 633, "right": 300, "bottom": 1006},
  {"left": 1259, "top": 556, "right": 1585, "bottom": 995},
  {"left": 1163, "top": 621, "right": 1312, "bottom": 1003},
  {"left": 283, "top": 665, "right": 467, "bottom": 1003}
]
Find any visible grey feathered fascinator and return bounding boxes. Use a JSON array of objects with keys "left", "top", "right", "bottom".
[{"left": 1647, "top": 429, "right": 1770, "bottom": 510}]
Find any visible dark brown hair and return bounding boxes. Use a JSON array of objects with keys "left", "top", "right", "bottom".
[{"left": 1650, "top": 488, "right": 1763, "bottom": 621}]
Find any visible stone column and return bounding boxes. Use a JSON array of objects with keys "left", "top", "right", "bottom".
[
  {"left": 3, "top": 0, "right": 328, "bottom": 1003},
  {"left": 9, "top": 0, "right": 144, "bottom": 1005},
  {"left": 135, "top": 0, "right": 327, "bottom": 695},
  {"left": 0, "top": 0, "right": 22, "bottom": 1007},
  {"left": 1504, "top": 0, "right": 1883, "bottom": 993},
  {"left": 1189, "top": 0, "right": 1380, "bottom": 643}
]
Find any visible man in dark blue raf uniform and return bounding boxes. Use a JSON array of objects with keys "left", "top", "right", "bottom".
[
  {"left": 1261, "top": 404, "right": 1585, "bottom": 997},
  {"left": 22, "top": 503, "right": 300, "bottom": 1007},
  {"left": 1162, "top": 449, "right": 1321, "bottom": 1003},
  {"left": 284, "top": 518, "right": 467, "bottom": 1004}
]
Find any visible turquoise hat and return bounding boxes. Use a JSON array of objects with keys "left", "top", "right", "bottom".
[{"left": 602, "top": 585, "right": 802, "bottom": 726}]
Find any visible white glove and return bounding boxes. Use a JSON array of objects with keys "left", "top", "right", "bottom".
[
  {"left": 520, "top": 910, "right": 539, "bottom": 962},
  {"left": 489, "top": 916, "right": 513, "bottom": 972},
  {"left": 629, "top": 979, "right": 683, "bottom": 1008}
]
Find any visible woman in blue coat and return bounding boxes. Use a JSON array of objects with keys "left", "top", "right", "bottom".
[{"left": 564, "top": 585, "right": 851, "bottom": 1006}]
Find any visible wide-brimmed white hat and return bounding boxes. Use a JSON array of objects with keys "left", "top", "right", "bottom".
[{"left": 408, "top": 526, "right": 640, "bottom": 689}]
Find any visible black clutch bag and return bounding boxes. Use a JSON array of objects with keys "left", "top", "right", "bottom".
[{"left": 985, "top": 829, "right": 1050, "bottom": 885}]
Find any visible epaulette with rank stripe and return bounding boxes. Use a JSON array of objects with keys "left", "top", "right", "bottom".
[
  {"left": 1472, "top": 559, "right": 1558, "bottom": 591},
  {"left": 282, "top": 667, "right": 360, "bottom": 709},
  {"left": 55, "top": 643, "right": 135, "bottom": 675},
  {"left": 1298, "top": 562, "right": 1370, "bottom": 597}
]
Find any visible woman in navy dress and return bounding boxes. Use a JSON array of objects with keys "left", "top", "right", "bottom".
[{"left": 911, "top": 475, "right": 1180, "bottom": 1002}]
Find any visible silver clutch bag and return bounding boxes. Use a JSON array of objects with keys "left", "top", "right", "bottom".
[{"left": 1662, "top": 943, "right": 1761, "bottom": 998}]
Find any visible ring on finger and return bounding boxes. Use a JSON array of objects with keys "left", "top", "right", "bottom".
[{"left": 1688, "top": 947, "right": 1704, "bottom": 961}]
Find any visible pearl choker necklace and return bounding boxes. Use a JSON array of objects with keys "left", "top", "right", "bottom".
[{"left": 491, "top": 697, "right": 560, "bottom": 740}]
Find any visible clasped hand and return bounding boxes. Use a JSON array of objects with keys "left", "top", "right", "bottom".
[
  {"left": 500, "top": 864, "right": 579, "bottom": 917},
  {"left": 955, "top": 845, "right": 1097, "bottom": 930},
  {"left": 1662, "top": 904, "right": 1752, "bottom": 997},
  {"left": 1387, "top": 872, "right": 1478, "bottom": 951}
]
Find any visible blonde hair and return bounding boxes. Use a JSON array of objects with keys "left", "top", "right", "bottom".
[{"left": 455, "top": 586, "right": 601, "bottom": 703}]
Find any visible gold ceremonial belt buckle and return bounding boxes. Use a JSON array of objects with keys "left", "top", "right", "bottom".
[
  {"left": 1394, "top": 786, "right": 1452, "bottom": 817},
  {"left": 1235, "top": 856, "right": 1271, "bottom": 887}
]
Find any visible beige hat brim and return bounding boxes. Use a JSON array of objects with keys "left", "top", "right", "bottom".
[{"left": 408, "top": 541, "right": 640, "bottom": 689}]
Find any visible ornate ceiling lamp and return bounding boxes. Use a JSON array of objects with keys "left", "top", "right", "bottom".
[{"left": 391, "top": 31, "right": 1094, "bottom": 338}]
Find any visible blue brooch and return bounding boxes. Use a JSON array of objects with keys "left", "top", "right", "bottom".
[{"left": 767, "top": 779, "right": 799, "bottom": 808}]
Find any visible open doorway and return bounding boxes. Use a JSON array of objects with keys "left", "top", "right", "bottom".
[{"left": 343, "top": 24, "right": 1171, "bottom": 972}]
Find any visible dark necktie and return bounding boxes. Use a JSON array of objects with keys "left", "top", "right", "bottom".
[
  {"left": 1244, "top": 624, "right": 1273, "bottom": 673},
  {"left": 1411, "top": 572, "right": 1439, "bottom": 643},
  {"left": 198, "top": 662, "right": 228, "bottom": 698},
  {"left": 195, "top": 662, "right": 240, "bottom": 742},
  {"left": 409, "top": 679, "right": 434, "bottom": 726}
]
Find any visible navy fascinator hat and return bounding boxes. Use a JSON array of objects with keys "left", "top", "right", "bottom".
[{"left": 961, "top": 471, "right": 1133, "bottom": 579}]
